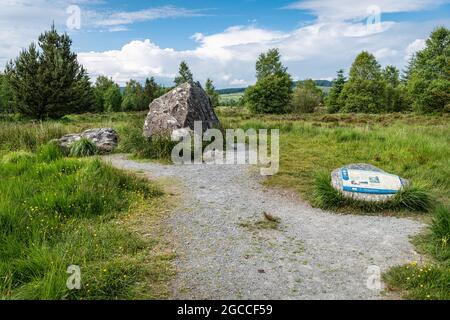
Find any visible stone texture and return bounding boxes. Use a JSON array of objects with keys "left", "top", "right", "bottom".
[
  {"left": 143, "top": 82, "right": 220, "bottom": 138},
  {"left": 54, "top": 128, "right": 118, "bottom": 153},
  {"left": 331, "top": 163, "right": 408, "bottom": 202}
]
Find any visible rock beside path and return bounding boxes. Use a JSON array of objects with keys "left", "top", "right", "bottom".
[
  {"left": 143, "top": 82, "right": 220, "bottom": 138},
  {"left": 54, "top": 128, "right": 118, "bottom": 153}
]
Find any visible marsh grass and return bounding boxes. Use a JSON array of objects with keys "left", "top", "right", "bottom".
[
  {"left": 69, "top": 138, "right": 97, "bottom": 157},
  {"left": 0, "top": 150, "right": 167, "bottom": 299}
]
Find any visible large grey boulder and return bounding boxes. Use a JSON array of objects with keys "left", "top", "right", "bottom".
[
  {"left": 331, "top": 163, "right": 408, "bottom": 202},
  {"left": 54, "top": 128, "right": 118, "bottom": 153},
  {"left": 143, "top": 82, "right": 220, "bottom": 138}
]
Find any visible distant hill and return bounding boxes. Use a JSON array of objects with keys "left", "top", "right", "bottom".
[{"left": 217, "top": 80, "right": 332, "bottom": 95}]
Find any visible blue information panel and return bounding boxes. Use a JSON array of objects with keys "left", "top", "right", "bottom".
[{"left": 340, "top": 169, "right": 402, "bottom": 194}]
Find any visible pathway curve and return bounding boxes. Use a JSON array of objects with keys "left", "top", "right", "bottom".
[{"left": 104, "top": 154, "right": 424, "bottom": 300}]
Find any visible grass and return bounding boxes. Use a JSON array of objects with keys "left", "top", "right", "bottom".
[
  {"left": 217, "top": 108, "right": 450, "bottom": 213},
  {"left": 69, "top": 138, "right": 97, "bottom": 157},
  {"left": 312, "top": 171, "right": 432, "bottom": 213},
  {"left": 383, "top": 206, "right": 450, "bottom": 300},
  {"left": 0, "top": 144, "right": 173, "bottom": 299}
]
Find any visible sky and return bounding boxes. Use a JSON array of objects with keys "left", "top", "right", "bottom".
[{"left": 0, "top": 0, "right": 449, "bottom": 88}]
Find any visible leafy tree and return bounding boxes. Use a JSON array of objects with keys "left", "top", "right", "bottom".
[
  {"left": 5, "top": 25, "right": 95, "bottom": 119},
  {"left": 121, "top": 80, "right": 147, "bottom": 111},
  {"left": 174, "top": 61, "right": 193, "bottom": 86},
  {"left": 326, "top": 69, "right": 346, "bottom": 113},
  {"left": 339, "top": 51, "right": 386, "bottom": 113},
  {"left": 406, "top": 26, "right": 450, "bottom": 113},
  {"left": 382, "top": 65, "right": 400, "bottom": 87},
  {"left": 292, "top": 79, "right": 323, "bottom": 113},
  {"left": 382, "top": 65, "right": 409, "bottom": 112},
  {"left": 93, "top": 76, "right": 122, "bottom": 112},
  {"left": 205, "top": 78, "right": 220, "bottom": 107},
  {"left": 244, "top": 48, "right": 293, "bottom": 114},
  {"left": 256, "top": 48, "right": 287, "bottom": 80}
]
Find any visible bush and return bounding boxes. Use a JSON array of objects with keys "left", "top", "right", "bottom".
[
  {"left": 292, "top": 79, "right": 323, "bottom": 113},
  {"left": 244, "top": 74, "right": 292, "bottom": 114},
  {"left": 69, "top": 138, "right": 97, "bottom": 157}
]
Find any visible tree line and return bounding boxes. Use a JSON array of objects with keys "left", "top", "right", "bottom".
[
  {"left": 243, "top": 26, "right": 449, "bottom": 114},
  {"left": 0, "top": 26, "right": 220, "bottom": 119},
  {"left": 0, "top": 25, "right": 448, "bottom": 119}
]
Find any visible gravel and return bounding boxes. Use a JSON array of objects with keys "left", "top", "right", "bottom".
[{"left": 104, "top": 154, "right": 425, "bottom": 300}]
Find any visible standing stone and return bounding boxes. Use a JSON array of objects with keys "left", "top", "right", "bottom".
[{"left": 143, "top": 82, "right": 220, "bottom": 138}]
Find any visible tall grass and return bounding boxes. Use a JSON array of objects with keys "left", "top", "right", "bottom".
[
  {"left": 312, "top": 171, "right": 432, "bottom": 213},
  {"left": 383, "top": 206, "right": 450, "bottom": 300},
  {"left": 0, "top": 148, "right": 163, "bottom": 299}
]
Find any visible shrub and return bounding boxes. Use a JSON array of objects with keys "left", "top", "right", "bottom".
[
  {"left": 69, "top": 138, "right": 97, "bottom": 157},
  {"left": 291, "top": 79, "right": 323, "bottom": 113}
]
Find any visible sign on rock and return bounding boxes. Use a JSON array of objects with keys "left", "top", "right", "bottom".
[{"left": 340, "top": 169, "right": 402, "bottom": 194}]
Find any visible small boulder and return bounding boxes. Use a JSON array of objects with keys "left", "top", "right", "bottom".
[
  {"left": 55, "top": 128, "right": 118, "bottom": 153},
  {"left": 143, "top": 82, "right": 220, "bottom": 138},
  {"left": 331, "top": 163, "right": 408, "bottom": 202}
]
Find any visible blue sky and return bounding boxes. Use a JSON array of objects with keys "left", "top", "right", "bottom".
[{"left": 1, "top": 0, "right": 449, "bottom": 88}]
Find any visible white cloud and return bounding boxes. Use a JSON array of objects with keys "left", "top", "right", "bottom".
[
  {"left": 405, "top": 39, "right": 427, "bottom": 60},
  {"left": 93, "top": 6, "right": 205, "bottom": 27},
  {"left": 286, "top": 0, "right": 447, "bottom": 21}
]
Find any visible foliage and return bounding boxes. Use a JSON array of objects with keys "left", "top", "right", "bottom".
[
  {"left": 406, "top": 26, "right": 450, "bottom": 113},
  {"left": 0, "top": 73, "right": 14, "bottom": 113},
  {"left": 326, "top": 69, "right": 346, "bottom": 113},
  {"left": 69, "top": 138, "right": 97, "bottom": 157},
  {"left": 174, "top": 61, "right": 194, "bottom": 86},
  {"left": 93, "top": 76, "right": 122, "bottom": 112},
  {"left": 4, "top": 25, "right": 96, "bottom": 119},
  {"left": 121, "top": 80, "right": 147, "bottom": 111},
  {"left": 205, "top": 78, "right": 220, "bottom": 107},
  {"left": 291, "top": 79, "right": 323, "bottom": 113},
  {"left": 244, "top": 49, "right": 293, "bottom": 114},
  {"left": 339, "top": 51, "right": 387, "bottom": 113}
]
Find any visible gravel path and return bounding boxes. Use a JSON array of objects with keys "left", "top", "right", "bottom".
[{"left": 104, "top": 154, "right": 424, "bottom": 300}]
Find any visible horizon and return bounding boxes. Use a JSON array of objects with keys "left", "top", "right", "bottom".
[{"left": 1, "top": 0, "right": 449, "bottom": 89}]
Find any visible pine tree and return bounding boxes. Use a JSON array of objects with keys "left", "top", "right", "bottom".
[
  {"left": 174, "top": 61, "right": 193, "bottom": 86},
  {"left": 205, "top": 78, "right": 220, "bottom": 107},
  {"left": 326, "top": 69, "right": 346, "bottom": 113},
  {"left": 5, "top": 25, "right": 95, "bottom": 119}
]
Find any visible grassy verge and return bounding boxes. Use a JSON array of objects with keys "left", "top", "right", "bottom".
[
  {"left": 0, "top": 143, "right": 173, "bottom": 299},
  {"left": 383, "top": 206, "right": 450, "bottom": 300}
]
